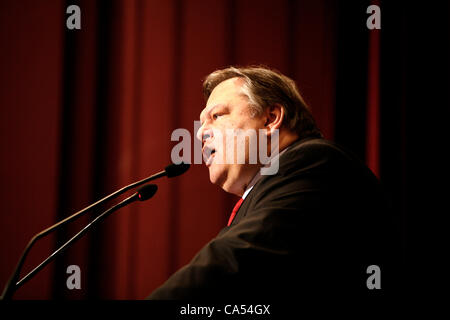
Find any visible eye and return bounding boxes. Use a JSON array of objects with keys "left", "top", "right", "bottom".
[{"left": 212, "top": 113, "right": 223, "bottom": 120}]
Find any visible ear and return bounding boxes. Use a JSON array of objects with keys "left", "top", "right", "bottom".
[{"left": 264, "top": 103, "right": 284, "bottom": 135}]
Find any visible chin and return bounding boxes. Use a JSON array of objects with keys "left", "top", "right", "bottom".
[
  {"left": 208, "top": 164, "right": 243, "bottom": 196},
  {"left": 208, "top": 164, "right": 225, "bottom": 186}
]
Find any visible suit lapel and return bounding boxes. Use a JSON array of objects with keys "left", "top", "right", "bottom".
[{"left": 228, "top": 137, "right": 320, "bottom": 227}]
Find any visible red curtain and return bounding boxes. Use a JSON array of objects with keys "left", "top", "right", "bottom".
[
  {"left": 2, "top": 0, "right": 447, "bottom": 299},
  {"left": 0, "top": 0, "right": 64, "bottom": 299}
]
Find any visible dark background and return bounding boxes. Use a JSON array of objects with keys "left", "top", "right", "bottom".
[{"left": 0, "top": 0, "right": 447, "bottom": 299}]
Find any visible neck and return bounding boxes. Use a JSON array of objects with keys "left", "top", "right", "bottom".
[
  {"left": 272, "top": 128, "right": 299, "bottom": 155},
  {"left": 229, "top": 129, "right": 299, "bottom": 197}
]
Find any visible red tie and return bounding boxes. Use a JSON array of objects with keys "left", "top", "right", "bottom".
[{"left": 227, "top": 198, "right": 244, "bottom": 226}]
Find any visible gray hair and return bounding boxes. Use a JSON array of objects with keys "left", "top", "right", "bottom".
[{"left": 203, "top": 66, "right": 322, "bottom": 139}]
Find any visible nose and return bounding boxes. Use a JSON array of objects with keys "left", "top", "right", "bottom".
[{"left": 196, "top": 124, "right": 213, "bottom": 145}]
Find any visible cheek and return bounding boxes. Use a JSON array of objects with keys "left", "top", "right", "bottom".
[
  {"left": 223, "top": 130, "right": 250, "bottom": 164},
  {"left": 212, "top": 118, "right": 259, "bottom": 162}
]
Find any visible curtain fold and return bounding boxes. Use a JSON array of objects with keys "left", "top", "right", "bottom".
[{"left": 3, "top": 0, "right": 444, "bottom": 299}]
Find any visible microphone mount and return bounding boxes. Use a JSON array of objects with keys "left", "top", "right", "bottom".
[
  {"left": 8, "top": 184, "right": 157, "bottom": 297},
  {"left": 1, "top": 162, "right": 189, "bottom": 300}
]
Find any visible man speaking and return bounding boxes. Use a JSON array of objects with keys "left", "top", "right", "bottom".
[{"left": 148, "top": 66, "right": 395, "bottom": 300}]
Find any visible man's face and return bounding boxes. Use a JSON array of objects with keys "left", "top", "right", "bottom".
[{"left": 197, "top": 77, "right": 267, "bottom": 196}]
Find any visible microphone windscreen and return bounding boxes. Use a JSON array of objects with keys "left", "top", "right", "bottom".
[
  {"left": 137, "top": 184, "right": 158, "bottom": 201},
  {"left": 165, "top": 162, "right": 190, "bottom": 178}
]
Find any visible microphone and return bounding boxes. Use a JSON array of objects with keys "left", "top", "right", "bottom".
[
  {"left": 58, "top": 162, "right": 189, "bottom": 232},
  {"left": 1, "top": 184, "right": 158, "bottom": 300},
  {"left": 137, "top": 184, "right": 158, "bottom": 201},
  {"left": 46, "top": 162, "right": 189, "bottom": 240},
  {"left": 0, "top": 162, "right": 189, "bottom": 299},
  {"left": 165, "top": 162, "right": 190, "bottom": 178}
]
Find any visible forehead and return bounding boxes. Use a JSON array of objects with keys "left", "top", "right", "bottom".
[{"left": 199, "top": 77, "right": 245, "bottom": 120}]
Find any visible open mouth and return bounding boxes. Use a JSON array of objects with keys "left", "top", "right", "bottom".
[{"left": 203, "top": 147, "right": 216, "bottom": 166}]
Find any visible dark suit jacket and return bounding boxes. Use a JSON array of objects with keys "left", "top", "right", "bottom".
[{"left": 148, "top": 138, "right": 399, "bottom": 300}]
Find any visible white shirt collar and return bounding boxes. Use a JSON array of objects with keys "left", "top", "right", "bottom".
[{"left": 241, "top": 146, "right": 289, "bottom": 199}]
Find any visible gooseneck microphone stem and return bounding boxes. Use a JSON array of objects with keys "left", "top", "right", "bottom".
[
  {"left": 15, "top": 193, "right": 139, "bottom": 293},
  {"left": 1, "top": 183, "right": 159, "bottom": 300},
  {"left": 1, "top": 162, "right": 189, "bottom": 300},
  {"left": 0, "top": 170, "right": 166, "bottom": 300}
]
